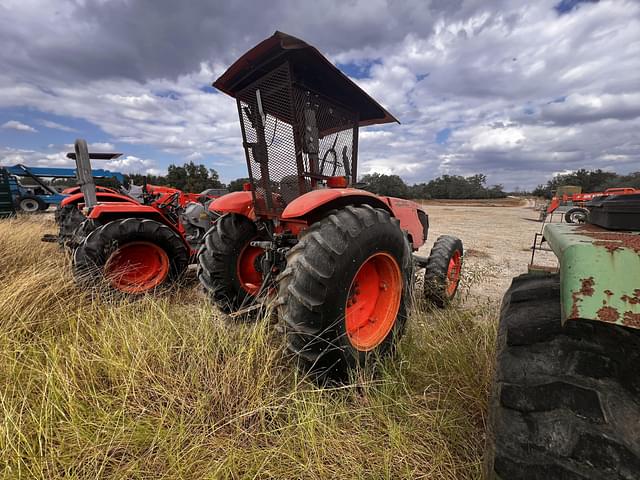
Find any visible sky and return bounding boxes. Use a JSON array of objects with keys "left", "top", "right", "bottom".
[{"left": 0, "top": 0, "right": 638, "bottom": 190}]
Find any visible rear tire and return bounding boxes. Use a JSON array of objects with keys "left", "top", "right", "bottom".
[
  {"left": 197, "top": 214, "right": 264, "bottom": 314},
  {"left": 485, "top": 273, "right": 640, "bottom": 479},
  {"left": 18, "top": 195, "right": 46, "bottom": 213},
  {"left": 73, "top": 218, "right": 189, "bottom": 294},
  {"left": 565, "top": 207, "right": 588, "bottom": 224},
  {"left": 424, "top": 235, "right": 464, "bottom": 308},
  {"left": 277, "top": 205, "right": 411, "bottom": 381}
]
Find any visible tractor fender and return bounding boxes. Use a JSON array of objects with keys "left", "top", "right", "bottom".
[
  {"left": 281, "top": 189, "right": 391, "bottom": 219},
  {"left": 86, "top": 203, "right": 181, "bottom": 235},
  {"left": 208, "top": 191, "right": 255, "bottom": 218},
  {"left": 61, "top": 186, "right": 119, "bottom": 196},
  {"left": 282, "top": 190, "right": 427, "bottom": 249},
  {"left": 380, "top": 196, "right": 428, "bottom": 249},
  {"left": 60, "top": 191, "right": 136, "bottom": 207}
]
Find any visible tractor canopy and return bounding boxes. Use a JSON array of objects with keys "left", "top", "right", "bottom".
[{"left": 213, "top": 31, "right": 399, "bottom": 217}]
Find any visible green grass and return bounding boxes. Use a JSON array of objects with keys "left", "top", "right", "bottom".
[{"left": 0, "top": 216, "right": 497, "bottom": 479}]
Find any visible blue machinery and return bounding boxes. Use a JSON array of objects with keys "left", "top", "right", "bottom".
[{"left": 0, "top": 161, "right": 124, "bottom": 212}]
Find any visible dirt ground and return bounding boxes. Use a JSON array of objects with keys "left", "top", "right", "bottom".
[{"left": 417, "top": 198, "right": 557, "bottom": 303}]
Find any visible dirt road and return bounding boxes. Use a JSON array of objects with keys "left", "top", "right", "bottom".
[{"left": 417, "top": 199, "right": 556, "bottom": 303}]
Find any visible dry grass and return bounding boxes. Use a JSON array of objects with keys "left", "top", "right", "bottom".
[{"left": 0, "top": 215, "right": 498, "bottom": 479}]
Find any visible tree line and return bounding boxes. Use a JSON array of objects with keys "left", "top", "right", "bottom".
[
  {"left": 358, "top": 173, "right": 507, "bottom": 199},
  {"left": 124, "top": 162, "right": 509, "bottom": 199},
  {"left": 121, "top": 163, "right": 640, "bottom": 200},
  {"left": 532, "top": 169, "right": 640, "bottom": 198}
]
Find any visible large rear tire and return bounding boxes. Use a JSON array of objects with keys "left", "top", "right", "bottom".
[
  {"left": 197, "top": 214, "right": 265, "bottom": 314},
  {"left": 485, "top": 273, "right": 640, "bottom": 479},
  {"left": 73, "top": 218, "right": 189, "bottom": 294},
  {"left": 277, "top": 205, "right": 411, "bottom": 380}
]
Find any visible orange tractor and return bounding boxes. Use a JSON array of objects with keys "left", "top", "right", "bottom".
[
  {"left": 540, "top": 185, "right": 639, "bottom": 223},
  {"left": 198, "top": 32, "right": 464, "bottom": 379},
  {"left": 49, "top": 140, "right": 222, "bottom": 294}
]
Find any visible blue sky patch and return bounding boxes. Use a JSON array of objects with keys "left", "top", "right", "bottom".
[
  {"left": 337, "top": 59, "right": 381, "bottom": 79},
  {"left": 436, "top": 128, "right": 452, "bottom": 145},
  {"left": 554, "top": 0, "right": 599, "bottom": 15}
]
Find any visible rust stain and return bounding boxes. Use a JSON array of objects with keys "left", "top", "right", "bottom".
[
  {"left": 604, "top": 289, "right": 614, "bottom": 296},
  {"left": 580, "top": 277, "right": 595, "bottom": 296},
  {"left": 570, "top": 276, "right": 596, "bottom": 318},
  {"left": 621, "top": 289, "right": 640, "bottom": 305},
  {"left": 623, "top": 311, "right": 640, "bottom": 328},
  {"left": 597, "top": 306, "right": 620, "bottom": 323},
  {"left": 576, "top": 225, "right": 640, "bottom": 253}
]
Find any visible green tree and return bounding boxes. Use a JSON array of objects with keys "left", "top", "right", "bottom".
[
  {"left": 228, "top": 177, "right": 251, "bottom": 192},
  {"left": 359, "top": 173, "right": 409, "bottom": 198}
]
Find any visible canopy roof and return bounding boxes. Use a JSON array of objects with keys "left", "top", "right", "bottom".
[{"left": 213, "top": 31, "right": 399, "bottom": 127}]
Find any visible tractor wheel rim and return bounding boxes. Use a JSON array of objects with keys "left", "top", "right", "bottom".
[
  {"left": 571, "top": 212, "right": 586, "bottom": 223},
  {"left": 237, "top": 243, "right": 264, "bottom": 295},
  {"left": 345, "top": 252, "right": 402, "bottom": 352},
  {"left": 446, "top": 250, "right": 462, "bottom": 297},
  {"left": 21, "top": 199, "right": 38, "bottom": 212},
  {"left": 104, "top": 241, "right": 170, "bottom": 293}
]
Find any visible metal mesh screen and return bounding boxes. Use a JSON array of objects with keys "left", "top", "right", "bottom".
[{"left": 236, "top": 61, "right": 359, "bottom": 216}]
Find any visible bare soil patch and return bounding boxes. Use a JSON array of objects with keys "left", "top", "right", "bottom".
[{"left": 417, "top": 200, "right": 557, "bottom": 302}]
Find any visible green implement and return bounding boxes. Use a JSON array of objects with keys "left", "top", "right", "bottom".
[{"left": 540, "top": 222, "right": 640, "bottom": 328}]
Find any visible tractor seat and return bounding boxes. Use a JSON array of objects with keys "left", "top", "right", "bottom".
[{"left": 279, "top": 175, "right": 310, "bottom": 205}]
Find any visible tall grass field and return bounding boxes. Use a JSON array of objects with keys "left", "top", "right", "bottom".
[{"left": 0, "top": 215, "right": 497, "bottom": 479}]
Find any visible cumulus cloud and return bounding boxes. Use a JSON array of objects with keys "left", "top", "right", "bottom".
[
  {"left": 2, "top": 120, "right": 37, "bottom": 132},
  {"left": 0, "top": 0, "right": 638, "bottom": 189}
]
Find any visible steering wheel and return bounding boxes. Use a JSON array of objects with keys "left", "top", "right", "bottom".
[
  {"left": 156, "top": 192, "right": 180, "bottom": 209},
  {"left": 320, "top": 134, "right": 339, "bottom": 177}
]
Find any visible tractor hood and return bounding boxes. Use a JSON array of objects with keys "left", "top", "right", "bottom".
[{"left": 213, "top": 31, "right": 399, "bottom": 128}]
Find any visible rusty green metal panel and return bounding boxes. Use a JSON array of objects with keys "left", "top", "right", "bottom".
[{"left": 543, "top": 223, "right": 640, "bottom": 329}]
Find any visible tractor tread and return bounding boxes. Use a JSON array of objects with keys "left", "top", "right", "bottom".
[
  {"left": 73, "top": 217, "right": 189, "bottom": 292},
  {"left": 277, "top": 205, "right": 410, "bottom": 380},
  {"left": 485, "top": 273, "right": 640, "bottom": 480},
  {"left": 423, "top": 235, "right": 464, "bottom": 307},
  {"left": 197, "top": 213, "right": 258, "bottom": 314}
]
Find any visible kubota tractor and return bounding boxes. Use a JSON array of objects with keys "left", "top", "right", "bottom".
[
  {"left": 539, "top": 185, "right": 639, "bottom": 224},
  {"left": 65, "top": 139, "right": 218, "bottom": 295},
  {"left": 198, "top": 31, "right": 464, "bottom": 379},
  {"left": 485, "top": 193, "right": 640, "bottom": 478}
]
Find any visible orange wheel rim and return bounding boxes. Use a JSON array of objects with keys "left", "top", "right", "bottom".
[
  {"left": 237, "top": 243, "right": 264, "bottom": 295},
  {"left": 345, "top": 252, "right": 402, "bottom": 351},
  {"left": 104, "top": 241, "right": 170, "bottom": 293},
  {"left": 446, "top": 250, "right": 462, "bottom": 297}
]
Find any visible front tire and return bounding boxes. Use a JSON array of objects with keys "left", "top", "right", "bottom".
[
  {"left": 424, "top": 235, "right": 464, "bottom": 307},
  {"left": 277, "top": 205, "right": 411, "bottom": 380},
  {"left": 485, "top": 273, "right": 640, "bottom": 479},
  {"left": 73, "top": 218, "right": 189, "bottom": 294}
]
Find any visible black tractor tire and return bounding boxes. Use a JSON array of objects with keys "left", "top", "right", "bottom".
[
  {"left": 277, "top": 205, "right": 412, "bottom": 380},
  {"left": 18, "top": 195, "right": 46, "bottom": 213},
  {"left": 197, "top": 213, "right": 261, "bottom": 314},
  {"left": 423, "top": 235, "right": 464, "bottom": 308},
  {"left": 55, "top": 205, "right": 88, "bottom": 249},
  {"left": 565, "top": 207, "right": 588, "bottom": 224},
  {"left": 485, "top": 273, "right": 640, "bottom": 480},
  {"left": 73, "top": 218, "right": 189, "bottom": 294}
]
